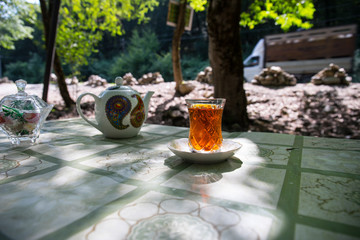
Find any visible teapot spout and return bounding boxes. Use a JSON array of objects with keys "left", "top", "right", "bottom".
[{"left": 143, "top": 91, "right": 154, "bottom": 120}]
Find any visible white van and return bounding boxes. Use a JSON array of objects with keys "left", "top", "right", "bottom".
[{"left": 243, "top": 25, "right": 356, "bottom": 82}]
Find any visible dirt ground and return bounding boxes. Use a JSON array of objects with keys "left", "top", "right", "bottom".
[{"left": 1, "top": 81, "right": 359, "bottom": 139}]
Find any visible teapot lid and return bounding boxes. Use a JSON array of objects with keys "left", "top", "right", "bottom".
[
  {"left": 0, "top": 80, "right": 52, "bottom": 112},
  {"left": 106, "top": 77, "right": 135, "bottom": 91}
]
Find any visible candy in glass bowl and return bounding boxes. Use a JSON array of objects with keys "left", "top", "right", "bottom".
[{"left": 0, "top": 80, "right": 53, "bottom": 145}]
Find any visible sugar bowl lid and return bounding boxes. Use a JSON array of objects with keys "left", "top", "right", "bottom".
[{"left": 0, "top": 79, "right": 51, "bottom": 112}]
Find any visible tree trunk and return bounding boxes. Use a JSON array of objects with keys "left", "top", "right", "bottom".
[
  {"left": 40, "top": 0, "right": 75, "bottom": 107},
  {"left": 53, "top": 52, "right": 75, "bottom": 107},
  {"left": 172, "top": 0, "right": 187, "bottom": 93},
  {"left": 42, "top": 0, "right": 60, "bottom": 103},
  {"left": 39, "top": 0, "right": 50, "bottom": 102},
  {"left": 207, "top": 0, "right": 249, "bottom": 130}
]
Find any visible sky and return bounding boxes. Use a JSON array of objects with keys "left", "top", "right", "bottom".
[{"left": 25, "top": 0, "right": 39, "bottom": 4}]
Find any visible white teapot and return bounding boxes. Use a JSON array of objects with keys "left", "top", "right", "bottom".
[{"left": 76, "top": 77, "right": 154, "bottom": 138}]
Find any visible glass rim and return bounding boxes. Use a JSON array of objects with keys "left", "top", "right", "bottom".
[
  {"left": 185, "top": 98, "right": 226, "bottom": 107},
  {"left": 185, "top": 98, "right": 226, "bottom": 103}
]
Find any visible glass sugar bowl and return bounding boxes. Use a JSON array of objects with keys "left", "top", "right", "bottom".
[{"left": 0, "top": 80, "right": 54, "bottom": 145}]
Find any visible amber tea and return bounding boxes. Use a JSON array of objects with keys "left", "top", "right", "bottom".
[{"left": 186, "top": 99, "right": 226, "bottom": 152}]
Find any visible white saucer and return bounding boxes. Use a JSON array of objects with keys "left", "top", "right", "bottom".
[{"left": 167, "top": 138, "right": 242, "bottom": 164}]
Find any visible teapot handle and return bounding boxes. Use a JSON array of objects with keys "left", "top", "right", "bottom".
[{"left": 76, "top": 93, "right": 101, "bottom": 131}]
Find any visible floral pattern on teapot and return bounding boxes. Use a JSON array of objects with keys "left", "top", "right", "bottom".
[
  {"left": 130, "top": 94, "right": 145, "bottom": 128},
  {"left": 105, "top": 94, "right": 145, "bottom": 130},
  {"left": 105, "top": 95, "right": 131, "bottom": 130}
]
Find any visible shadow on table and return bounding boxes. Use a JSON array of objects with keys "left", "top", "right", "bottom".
[
  {"left": 0, "top": 131, "right": 288, "bottom": 240},
  {"left": 163, "top": 138, "right": 289, "bottom": 239},
  {"left": 165, "top": 156, "right": 243, "bottom": 184}
]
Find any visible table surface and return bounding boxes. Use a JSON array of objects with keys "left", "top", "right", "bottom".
[{"left": 0, "top": 118, "right": 359, "bottom": 240}]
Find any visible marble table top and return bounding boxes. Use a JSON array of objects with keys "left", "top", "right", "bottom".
[{"left": 0, "top": 118, "right": 359, "bottom": 240}]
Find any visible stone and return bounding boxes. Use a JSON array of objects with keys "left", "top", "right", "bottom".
[
  {"left": 269, "top": 66, "right": 282, "bottom": 74},
  {"left": 329, "top": 63, "right": 340, "bottom": 71},
  {"left": 169, "top": 110, "right": 182, "bottom": 118},
  {"left": 322, "top": 77, "right": 340, "bottom": 85},
  {"left": 138, "top": 72, "right": 164, "bottom": 85},
  {"left": 202, "top": 91, "right": 213, "bottom": 98},
  {"left": 251, "top": 66, "right": 297, "bottom": 86},
  {"left": 178, "top": 82, "right": 195, "bottom": 95},
  {"left": 0, "top": 77, "right": 12, "bottom": 84},
  {"left": 196, "top": 66, "right": 213, "bottom": 84},
  {"left": 323, "top": 69, "right": 335, "bottom": 77},
  {"left": 122, "top": 73, "right": 138, "bottom": 85},
  {"left": 85, "top": 75, "right": 107, "bottom": 87},
  {"left": 65, "top": 76, "right": 79, "bottom": 85},
  {"left": 311, "top": 63, "right": 351, "bottom": 85},
  {"left": 345, "top": 76, "right": 352, "bottom": 85},
  {"left": 50, "top": 73, "right": 57, "bottom": 82}
]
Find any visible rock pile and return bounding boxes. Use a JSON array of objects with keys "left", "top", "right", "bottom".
[
  {"left": 178, "top": 82, "right": 196, "bottom": 95},
  {"left": 137, "top": 72, "right": 164, "bottom": 85},
  {"left": 65, "top": 76, "right": 79, "bottom": 85},
  {"left": 145, "top": 81, "right": 214, "bottom": 127},
  {"left": 162, "top": 104, "right": 189, "bottom": 127},
  {"left": 252, "top": 66, "right": 297, "bottom": 86},
  {"left": 50, "top": 73, "right": 57, "bottom": 82},
  {"left": 196, "top": 66, "right": 213, "bottom": 84},
  {"left": 85, "top": 75, "right": 107, "bottom": 87},
  {"left": 122, "top": 73, "right": 138, "bottom": 85},
  {"left": 311, "top": 63, "right": 352, "bottom": 85},
  {"left": 0, "top": 77, "right": 13, "bottom": 84}
]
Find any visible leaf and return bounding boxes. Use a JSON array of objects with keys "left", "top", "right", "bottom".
[
  {"left": 189, "top": 0, "right": 207, "bottom": 12},
  {"left": 265, "top": 1, "right": 273, "bottom": 11},
  {"left": 56, "top": 0, "right": 159, "bottom": 71},
  {"left": 0, "top": 0, "right": 35, "bottom": 49},
  {"left": 241, "top": 0, "right": 315, "bottom": 31}
]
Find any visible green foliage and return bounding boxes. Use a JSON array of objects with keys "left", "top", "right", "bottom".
[
  {"left": 149, "top": 52, "right": 173, "bottom": 81},
  {"left": 189, "top": 0, "right": 207, "bottom": 12},
  {"left": 110, "top": 29, "right": 160, "bottom": 79},
  {"left": 80, "top": 56, "right": 115, "bottom": 82},
  {"left": 181, "top": 56, "right": 209, "bottom": 80},
  {"left": 0, "top": 0, "right": 37, "bottom": 49},
  {"left": 4, "top": 53, "right": 45, "bottom": 84},
  {"left": 240, "top": 0, "right": 315, "bottom": 31},
  {"left": 352, "top": 49, "right": 360, "bottom": 83},
  {"left": 106, "top": 28, "right": 207, "bottom": 82},
  {"left": 56, "top": 0, "right": 159, "bottom": 74}
]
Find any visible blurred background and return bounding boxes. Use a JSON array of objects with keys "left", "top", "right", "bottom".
[{"left": 0, "top": 0, "right": 359, "bottom": 84}]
